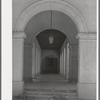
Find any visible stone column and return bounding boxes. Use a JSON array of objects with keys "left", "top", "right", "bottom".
[
  {"left": 60, "top": 53, "right": 62, "bottom": 74},
  {"left": 61, "top": 51, "right": 64, "bottom": 76},
  {"left": 65, "top": 43, "right": 69, "bottom": 80},
  {"left": 13, "top": 32, "right": 26, "bottom": 96},
  {"left": 63, "top": 51, "right": 65, "bottom": 76},
  {"left": 70, "top": 44, "right": 78, "bottom": 82},
  {"left": 72, "top": 44, "right": 78, "bottom": 82},
  {"left": 60, "top": 52, "right": 62, "bottom": 75},
  {"left": 35, "top": 47, "right": 38, "bottom": 76},
  {"left": 24, "top": 45, "right": 33, "bottom": 81},
  {"left": 68, "top": 45, "right": 73, "bottom": 81},
  {"left": 36, "top": 47, "right": 39, "bottom": 76},
  {"left": 68, "top": 44, "right": 78, "bottom": 82},
  {"left": 36, "top": 48, "right": 41, "bottom": 76},
  {"left": 63, "top": 48, "right": 66, "bottom": 77},
  {"left": 61, "top": 53, "right": 63, "bottom": 75},
  {"left": 77, "top": 33, "right": 96, "bottom": 99},
  {"left": 37, "top": 49, "right": 39, "bottom": 75},
  {"left": 38, "top": 51, "right": 41, "bottom": 74},
  {"left": 32, "top": 43, "right": 36, "bottom": 78}
]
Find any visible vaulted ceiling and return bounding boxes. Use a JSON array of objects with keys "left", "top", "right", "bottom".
[
  {"left": 36, "top": 29, "right": 66, "bottom": 50},
  {"left": 24, "top": 10, "right": 78, "bottom": 46}
]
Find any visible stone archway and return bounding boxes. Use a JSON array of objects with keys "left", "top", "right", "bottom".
[
  {"left": 13, "top": 0, "right": 96, "bottom": 99},
  {"left": 14, "top": 0, "right": 88, "bottom": 33}
]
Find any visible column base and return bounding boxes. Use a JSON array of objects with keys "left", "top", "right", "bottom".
[
  {"left": 13, "top": 81, "right": 24, "bottom": 96},
  {"left": 77, "top": 83, "right": 96, "bottom": 100}
]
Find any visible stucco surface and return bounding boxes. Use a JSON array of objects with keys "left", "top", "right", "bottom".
[
  {"left": 13, "top": 0, "right": 96, "bottom": 32},
  {"left": 24, "top": 45, "right": 32, "bottom": 81},
  {"left": 79, "top": 40, "right": 96, "bottom": 83}
]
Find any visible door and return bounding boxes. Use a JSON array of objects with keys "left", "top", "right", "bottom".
[{"left": 46, "top": 57, "right": 58, "bottom": 73}]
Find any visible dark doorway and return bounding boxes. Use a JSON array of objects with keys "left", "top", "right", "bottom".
[
  {"left": 46, "top": 57, "right": 58, "bottom": 74},
  {"left": 41, "top": 57, "right": 58, "bottom": 74}
]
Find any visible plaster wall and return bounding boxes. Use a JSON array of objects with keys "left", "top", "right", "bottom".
[
  {"left": 77, "top": 33, "right": 96, "bottom": 99},
  {"left": 23, "top": 45, "right": 32, "bottom": 81},
  {"left": 13, "top": 39, "right": 24, "bottom": 81},
  {"left": 13, "top": 33, "right": 25, "bottom": 96},
  {"left": 13, "top": 0, "right": 96, "bottom": 32},
  {"left": 68, "top": 45, "right": 78, "bottom": 82},
  {"left": 79, "top": 40, "right": 96, "bottom": 83}
]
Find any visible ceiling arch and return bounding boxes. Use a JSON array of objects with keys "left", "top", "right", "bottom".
[
  {"left": 36, "top": 29, "right": 67, "bottom": 50},
  {"left": 15, "top": 0, "right": 88, "bottom": 32},
  {"left": 24, "top": 10, "right": 78, "bottom": 45}
]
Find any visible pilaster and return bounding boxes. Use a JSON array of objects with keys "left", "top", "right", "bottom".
[
  {"left": 77, "top": 33, "right": 96, "bottom": 99},
  {"left": 32, "top": 43, "right": 36, "bottom": 78},
  {"left": 65, "top": 43, "right": 69, "bottom": 80},
  {"left": 13, "top": 31, "right": 26, "bottom": 96},
  {"left": 68, "top": 44, "right": 78, "bottom": 82}
]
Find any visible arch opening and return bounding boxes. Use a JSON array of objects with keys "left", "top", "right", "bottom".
[
  {"left": 15, "top": 0, "right": 88, "bottom": 33},
  {"left": 35, "top": 29, "right": 67, "bottom": 75},
  {"left": 23, "top": 10, "right": 78, "bottom": 83},
  {"left": 24, "top": 10, "right": 78, "bottom": 45},
  {"left": 12, "top": 1, "right": 96, "bottom": 99}
]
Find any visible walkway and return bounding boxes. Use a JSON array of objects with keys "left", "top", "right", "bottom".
[
  {"left": 14, "top": 74, "right": 92, "bottom": 100},
  {"left": 23, "top": 74, "right": 77, "bottom": 100},
  {"left": 24, "top": 74, "right": 77, "bottom": 90}
]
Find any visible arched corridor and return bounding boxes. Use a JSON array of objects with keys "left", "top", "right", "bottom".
[
  {"left": 23, "top": 10, "right": 78, "bottom": 83},
  {"left": 22, "top": 27, "right": 78, "bottom": 100},
  {"left": 13, "top": 1, "right": 96, "bottom": 100}
]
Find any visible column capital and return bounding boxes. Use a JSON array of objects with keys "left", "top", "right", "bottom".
[
  {"left": 76, "top": 33, "right": 96, "bottom": 40},
  {"left": 13, "top": 31, "right": 26, "bottom": 39}
]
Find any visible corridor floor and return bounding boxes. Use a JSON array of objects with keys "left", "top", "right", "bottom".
[
  {"left": 13, "top": 74, "right": 92, "bottom": 100},
  {"left": 22, "top": 74, "right": 78, "bottom": 100},
  {"left": 24, "top": 74, "right": 77, "bottom": 91}
]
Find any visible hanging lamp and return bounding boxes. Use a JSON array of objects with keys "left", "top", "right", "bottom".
[{"left": 49, "top": 10, "right": 54, "bottom": 44}]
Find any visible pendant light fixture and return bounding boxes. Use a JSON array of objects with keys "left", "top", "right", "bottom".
[{"left": 49, "top": 10, "right": 54, "bottom": 44}]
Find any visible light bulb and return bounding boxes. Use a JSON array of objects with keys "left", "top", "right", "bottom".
[{"left": 49, "top": 35, "right": 54, "bottom": 44}]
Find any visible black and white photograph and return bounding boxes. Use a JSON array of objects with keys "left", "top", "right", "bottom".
[{"left": 1, "top": 0, "right": 98, "bottom": 100}]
